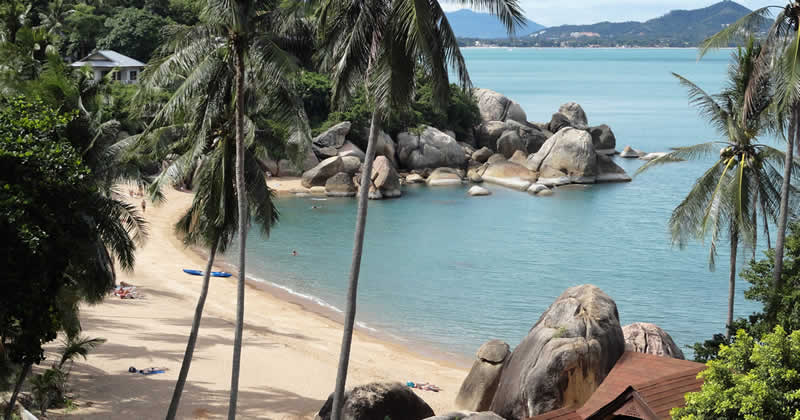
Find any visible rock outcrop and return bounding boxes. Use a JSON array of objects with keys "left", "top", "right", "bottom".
[
  {"left": 278, "top": 159, "right": 302, "bottom": 177},
  {"left": 473, "top": 88, "right": 527, "bottom": 123},
  {"left": 316, "top": 382, "right": 434, "bottom": 420},
  {"left": 376, "top": 130, "right": 399, "bottom": 167},
  {"left": 339, "top": 141, "right": 366, "bottom": 161},
  {"left": 509, "top": 150, "right": 528, "bottom": 166},
  {"left": 405, "top": 173, "right": 425, "bottom": 184},
  {"left": 588, "top": 124, "right": 616, "bottom": 155},
  {"left": 325, "top": 172, "right": 357, "bottom": 197},
  {"left": 547, "top": 113, "right": 572, "bottom": 133},
  {"left": 369, "top": 156, "right": 402, "bottom": 199},
  {"left": 622, "top": 323, "right": 685, "bottom": 360},
  {"left": 481, "top": 161, "right": 537, "bottom": 191},
  {"left": 456, "top": 340, "right": 510, "bottom": 411},
  {"left": 301, "top": 156, "right": 344, "bottom": 188},
  {"left": 527, "top": 127, "right": 597, "bottom": 185},
  {"left": 426, "top": 167, "right": 463, "bottom": 186},
  {"left": 596, "top": 154, "right": 631, "bottom": 183},
  {"left": 472, "top": 147, "right": 493, "bottom": 163},
  {"left": 489, "top": 285, "right": 626, "bottom": 419},
  {"left": 397, "top": 126, "right": 466, "bottom": 169}
]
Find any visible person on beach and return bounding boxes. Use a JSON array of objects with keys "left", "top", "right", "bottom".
[{"left": 141, "top": 199, "right": 146, "bottom": 213}]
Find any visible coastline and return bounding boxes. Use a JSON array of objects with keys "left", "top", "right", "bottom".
[{"left": 57, "top": 184, "right": 469, "bottom": 419}]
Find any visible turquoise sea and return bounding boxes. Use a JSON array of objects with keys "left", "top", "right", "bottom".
[{"left": 229, "top": 48, "right": 766, "bottom": 359}]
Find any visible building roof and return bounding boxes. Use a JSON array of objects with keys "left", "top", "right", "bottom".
[
  {"left": 529, "top": 352, "right": 706, "bottom": 420},
  {"left": 71, "top": 50, "right": 145, "bottom": 68}
]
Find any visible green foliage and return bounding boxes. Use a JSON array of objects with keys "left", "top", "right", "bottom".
[
  {"left": 30, "top": 335, "right": 104, "bottom": 415},
  {"left": 691, "top": 221, "right": 800, "bottom": 362},
  {"left": 97, "top": 7, "right": 169, "bottom": 62},
  {"left": 314, "top": 71, "right": 480, "bottom": 145},
  {"left": 107, "top": 83, "right": 142, "bottom": 133},
  {"left": 673, "top": 326, "right": 800, "bottom": 419},
  {"left": 297, "top": 71, "right": 332, "bottom": 128},
  {"left": 63, "top": 3, "right": 108, "bottom": 59}
]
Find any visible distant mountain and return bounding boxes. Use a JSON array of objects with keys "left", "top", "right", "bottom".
[
  {"left": 445, "top": 9, "right": 545, "bottom": 39},
  {"left": 529, "top": 1, "right": 753, "bottom": 46}
]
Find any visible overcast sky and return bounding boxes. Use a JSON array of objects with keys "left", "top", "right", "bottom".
[{"left": 441, "top": 0, "right": 776, "bottom": 27}]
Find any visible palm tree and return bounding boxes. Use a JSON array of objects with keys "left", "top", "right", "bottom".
[
  {"left": 137, "top": 3, "right": 310, "bottom": 416},
  {"left": 316, "top": 0, "right": 524, "bottom": 417},
  {"left": 638, "top": 40, "right": 796, "bottom": 337},
  {"left": 700, "top": 3, "right": 800, "bottom": 319}
]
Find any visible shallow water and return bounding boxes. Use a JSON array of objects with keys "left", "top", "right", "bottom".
[{"left": 229, "top": 48, "right": 767, "bottom": 359}]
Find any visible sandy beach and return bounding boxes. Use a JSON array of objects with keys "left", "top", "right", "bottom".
[{"left": 53, "top": 184, "right": 468, "bottom": 419}]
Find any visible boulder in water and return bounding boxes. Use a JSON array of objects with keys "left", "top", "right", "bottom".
[
  {"left": 405, "top": 173, "right": 425, "bottom": 184},
  {"left": 496, "top": 131, "right": 527, "bottom": 159},
  {"left": 370, "top": 156, "right": 402, "bottom": 199},
  {"left": 558, "top": 102, "right": 588, "bottom": 128},
  {"left": 527, "top": 127, "right": 597, "bottom": 184},
  {"left": 397, "top": 126, "right": 466, "bottom": 169},
  {"left": 339, "top": 141, "right": 366, "bottom": 161},
  {"left": 588, "top": 124, "right": 616, "bottom": 155},
  {"left": 481, "top": 161, "right": 536, "bottom": 191},
  {"left": 426, "top": 167, "right": 463, "bottom": 186},
  {"left": 468, "top": 185, "right": 491, "bottom": 196},
  {"left": 620, "top": 145, "right": 643, "bottom": 158},
  {"left": 473, "top": 88, "right": 527, "bottom": 123},
  {"left": 547, "top": 113, "right": 572, "bottom": 133},
  {"left": 301, "top": 156, "right": 344, "bottom": 188},
  {"left": 325, "top": 172, "right": 356, "bottom": 197}
]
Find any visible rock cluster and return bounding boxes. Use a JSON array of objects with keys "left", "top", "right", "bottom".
[
  {"left": 283, "top": 87, "right": 638, "bottom": 199},
  {"left": 622, "top": 322, "right": 685, "bottom": 359},
  {"left": 316, "top": 382, "right": 434, "bottom": 420}
]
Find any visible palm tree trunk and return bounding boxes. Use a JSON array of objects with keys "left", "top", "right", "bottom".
[
  {"left": 726, "top": 229, "right": 738, "bottom": 339},
  {"left": 752, "top": 189, "right": 758, "bottom": 261},
  {"left": 166, "top": 237, "right": 219, "bottom": 420},
  {"left": 228, "top": 42, "right": 248, "bottom": 420},
  {"left": 330, "top": 108, "right": 382, "bottom": 420},
  {"left": 762, "top": 196, "right": 771, "bottom": 249},
  {"left": 771, "top": 105, "right": 797, "bottom": 317},
  {"left": 4, "top": 362, "right": 31, "bottom": 420}
]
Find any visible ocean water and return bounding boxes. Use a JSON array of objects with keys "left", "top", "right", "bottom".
[{"left": 229, "top": 48, "right": 767, "bottom": 359}]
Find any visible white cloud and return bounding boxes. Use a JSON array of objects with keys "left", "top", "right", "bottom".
[{"left": 441, "top": 0, "right": 776, "bottom": 27}]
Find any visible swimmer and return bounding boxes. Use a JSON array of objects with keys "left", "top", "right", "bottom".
[{"left": 291, "top": 250, "right": 298, "bottom": 256}]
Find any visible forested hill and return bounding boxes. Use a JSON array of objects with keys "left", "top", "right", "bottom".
[
  {"left": 458, "top": 1, "right": 755, "bottom": 48},
  {"left": 530, "top": 1, "right": 752, "bottom": 46},
  {"left": 444, "top": 9, "right": 545, "bottom": 38}
]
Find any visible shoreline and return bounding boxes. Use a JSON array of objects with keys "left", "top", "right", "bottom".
[{"left": 58, "top": 184, "right": 469, "bottom": 419}]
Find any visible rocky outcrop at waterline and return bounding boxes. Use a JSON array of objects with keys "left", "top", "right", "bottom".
[
  {"left": 456, "top": 340, "right": 510, "bottom": 411},
  {"left": 622, "top": 322, "right": 685, "bottom": 360},
  {"left": 282, "top": 88, "right": 633, "bottom": 198},
  {"left": 316, "top": 382, "right": 435, "bottom": 420}
]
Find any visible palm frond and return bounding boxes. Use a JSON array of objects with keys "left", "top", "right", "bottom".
[
  {"left": 699, "top": 7, "right": 774, "bottom": 57},
  {"left": 635, "top": 142, "right": 719, "bottom": 176}
]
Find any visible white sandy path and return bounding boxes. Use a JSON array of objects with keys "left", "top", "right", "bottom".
[{"left": 54, "top": 186, "right": 468, "bottom": 419}]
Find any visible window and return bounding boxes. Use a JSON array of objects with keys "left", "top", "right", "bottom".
[
  {"left": 114, "top": 71, "right": 122, "bottom": 81},
  {"left": 129, "top": 70, "right": 137, "bottom": 81}
]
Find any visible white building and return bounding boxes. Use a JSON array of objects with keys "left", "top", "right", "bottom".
[{"left": 70, "top": 50, "right": 145, "bottom": 84}]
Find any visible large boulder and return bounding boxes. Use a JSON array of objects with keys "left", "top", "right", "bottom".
[
  {"left": 527, "top": 128, "right": 597, "bottom": 185},
  {"left": 596, "top": 154, "right": 631, "bottom": 183},
  {"left": 547, "top": 113, "right": 572, "bottom": 133},
  {"left": 481, "top": 161, "right": 537, "bottom": 191},
  {"left": 369, "top": 156, "right": 402, "bottom": 199},
  {"left": 300, "top": 146, "right": 320, "bottom": 171},
  {"left": 588, "top": 125, "right": 616, "bottom": 155},
  {"left": 301, "top": 156, "right": 344, "bottom": 188},
  {"left": 339, "top": 141, "right": 366, "bottom": 161},
  {"left": 472, "top": 147, "right": 493, "bottom": 163},
  {"left": 397, "top": 126, "right": 466, "bottom": 170},
  {"left": 341, "top": 156, "right": 362, "bottom": 174},
  {"left": 622, "top": 323, "right": 685, "bottom": 360},
  {"left": 456, "top": 340, "right": 510, "bottom": 411},
  {"left": 316, "top": 382, "right": 434, "bottom": 420},
  {"left": 475, "top": 121, "right": 509, "bottom": 150},
  {"left": 426, "top": 167, "right": 463, "bottom": 186},
  {"left": 325, "top": 172, "right": 357, "bottom": 197},
  {"left": 314, "top": 145, "right": 340, "bottom": 160},
  {"left": 558, "top": 102, "right": 588, "bottom": 128},
  {"left": 376, "top": 130, "right": 399, "bottom": 167},
  {"left": 509, "top": 150, "right": 528, "bottom": 166},
  {"left": 489, "top": 285, "right": 626, "bottom": 419},
  {"left": 313, "top": 121, "right": 350, "bottom": 148},
  {"left": 277, "top": 159, "right": 302, "bottom": 177},
  {"left": 496, "top": 131, "right": 527, "bottom": 158},
  {"left": 473, "top": 88, "right": 527, "bottom": 123},
  {"left": 487, "top": 154, "right": 507, "bottom": 164}
]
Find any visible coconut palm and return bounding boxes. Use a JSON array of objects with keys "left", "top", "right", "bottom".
[
  {"left": 638, "top": 40, "right": 798, "bottom": 337},
  {"left": 137, "top": 3, "right": 310, "bottom": 416},
  {"left": 700, "top": 3, "right": 800, "bottom": 318},
  {"left": 316, "top": 0, "right": 524, "bottom": 417}
]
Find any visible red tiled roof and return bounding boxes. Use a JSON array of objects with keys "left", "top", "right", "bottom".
[
  {"left": 576, "top": 351, "right": 705, "bottom": 417},
  {"left": 528, "top": 352, "right": 706, "bottom": 420}
]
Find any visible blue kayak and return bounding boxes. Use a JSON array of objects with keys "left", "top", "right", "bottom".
[{"left": 183, "top": 269, "right": 232, "bottom": 278}]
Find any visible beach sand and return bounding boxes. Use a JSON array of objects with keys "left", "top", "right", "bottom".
[{"left": 54, "top": 184, "right": 468, "bottom": 419}]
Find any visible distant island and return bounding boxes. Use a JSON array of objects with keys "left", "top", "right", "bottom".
[{"left": 449, "top": 1, "right": 757, "bottom": 48}]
